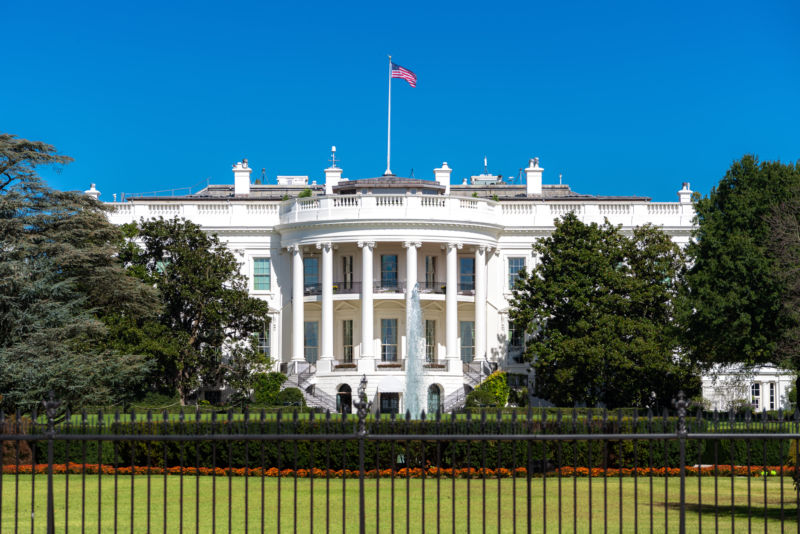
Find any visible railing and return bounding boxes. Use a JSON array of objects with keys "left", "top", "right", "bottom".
[
  {"left": 332, "top": 281, "right": 361, "bottom": 294},
  {"left": 374, "top": 280, "right": 405, "bottom": 293},
  {"left": 458, "top": 282, "right": 475, "bottom": 295},
  {"left": 4, "top": 391, "right": 799, "bottom": 533},
  {"left": 418, "top": 281, "right": 446, "bottom": 293},
  {"left": 107, "top": 196, "right": 692, "bottom": 231}
]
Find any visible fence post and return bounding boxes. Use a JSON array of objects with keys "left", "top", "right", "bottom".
[
  {"left": 43, "top": 392, "right": 61, "bottom": 534},
  {"left": 354, "top": 374, "right": 370, "bottom": 534},
  {"left": 674, "top": 391, "right": 688, "bottom": 534}
]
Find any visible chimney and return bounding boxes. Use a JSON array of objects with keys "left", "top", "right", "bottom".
[
  {"left": 324, "top": 146, "right": 344, "bottom": 194},
  {"left": 525, "top": 157, "right": 543, "bottom": 196},
  {"left": 678, "top": 182, "right": 693, "bottom": 204},
  {"left": 233, "top": 159, "right": 252, "bottom": 196},
  {"left": 84, "top": 183, "right": 100, "bottom": 200},
  {"left": 434, "top": 162, "right": 452, "bottom": 194}
]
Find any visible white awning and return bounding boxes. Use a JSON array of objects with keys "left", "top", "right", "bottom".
[{"left": 377, "top": 376, "right": 404, "bottom": 393}]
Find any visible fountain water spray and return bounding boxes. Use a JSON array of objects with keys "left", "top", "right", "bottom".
[{"left": 404, "top": 283, "right": 425, "bottom": 418}]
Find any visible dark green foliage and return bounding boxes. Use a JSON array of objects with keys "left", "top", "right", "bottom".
[
  {"left": 0, "top": 134, "right": 158, "bottom": 413},
  {"left": 465, "top": 371, "right": 510, "bottom": 407},
  {"left": 39, "top": 418, "right": 791, "bottom": 470},
  {"left": 253, "top": 372, "right": 288, "bottom": 405},
  {"left": 274, "top": 388, "right": 305, "bottom": 406},
  {"left": 684, "top": 156, "right": 800, "bottom": 367},
  {"left": 298, "top": 188, "right": 312, "bottom": 198},
  {"left": 119, "top": 218, "right": 270, "bottom": 405},
  {"left": 510, "top": 213, "right": 698, "bottom": 408}
]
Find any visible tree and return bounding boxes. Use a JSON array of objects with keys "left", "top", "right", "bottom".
[
  {"left": 684, "top": 156, "right": 800, "bottom": 367},
  {"left": 766, "top": 183, "right": 800, "bottom": 366},
  {"left": 510, "top": 213, "right": 698, "bottom": 408},
  {"left": 120, "top": 217, "right": 270, "bottom": 404},
  {"left": 0, "top": 134, "right": 158, "bottom": 412}
]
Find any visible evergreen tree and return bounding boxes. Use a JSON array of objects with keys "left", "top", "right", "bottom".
[
  {"left": 0, "top": 134, "right": 157, "bottom": 412},
  {"left": 684, "top": 156, "right": 800, "bottom": 367},
  {"left": 510, "top": 214, "right": 697, "bottom": 408}
]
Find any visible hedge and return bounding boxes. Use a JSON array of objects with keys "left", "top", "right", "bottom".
[{"left": 26, "top": 417, "right": 792, "bottom": 471}]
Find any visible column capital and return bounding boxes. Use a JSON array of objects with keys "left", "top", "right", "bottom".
[
  {"left": 315, "top": 241, "right": 332, "bottom": 251},
  {"left": 285, "top": 244, "right": 301, "bottom": 254},
  {"left": 357, "top": 240, "right": 376, "bottom": 249},
  {"left": 402, "top": 241, "right": 422, "bottom": 249},
  {"left": 446, "top": 242, "right": 463, "bottom": 251}
]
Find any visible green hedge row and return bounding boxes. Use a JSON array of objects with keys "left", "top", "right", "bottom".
[{"left": 25, "top": 418, "right": 792, "bottom": 470}]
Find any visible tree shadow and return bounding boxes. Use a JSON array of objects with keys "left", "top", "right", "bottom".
[{"left": 666, "top": 501, "right": 799, "bottom": 523}]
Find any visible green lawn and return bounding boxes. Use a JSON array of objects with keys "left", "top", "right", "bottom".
[{"left": 2, "top": 474, "right": 797, "bottom": 533}]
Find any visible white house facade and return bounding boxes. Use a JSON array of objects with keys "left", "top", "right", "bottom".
[{"left": 94, "top": 154, "right": 712, "bottom": 413}]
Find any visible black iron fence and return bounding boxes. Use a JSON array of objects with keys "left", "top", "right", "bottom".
[{"left": 2, "top": 387, "right": 800, "bottom": 533}]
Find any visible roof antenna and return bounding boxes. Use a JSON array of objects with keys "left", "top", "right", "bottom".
[
  {"left": 410, "top": 168, "right": 415, "bottom": 178},
  {"left": 559, "top": 173, "right": 563, "bottom": 185},
  {"left": 483, "top": 156, "right": 488, "bottom": 175},
  {"left": 518, "top": 168, "right": 523, "bottom": 185},
  {"left": 260, "top": 168, "right": 266, "bottom": 185},
  {"left": 329, "top": 145, "right": 338, "bottom": 168}
]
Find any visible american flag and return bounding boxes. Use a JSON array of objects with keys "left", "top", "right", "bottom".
[{"left": 391, "top": 62, "right": 417, "bottom": 88}]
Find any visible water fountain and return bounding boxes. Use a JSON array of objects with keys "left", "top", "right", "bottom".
[{"left": 404, "top": 283, "right": 425, "bottom": 418}]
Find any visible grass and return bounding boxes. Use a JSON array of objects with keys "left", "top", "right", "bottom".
[{"left": 2, "top": 474, "right": 799, "bottom": 532}]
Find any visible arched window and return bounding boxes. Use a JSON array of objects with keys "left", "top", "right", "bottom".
[
  {"left": 337, "top": 384, "right": 352, "bottom": 414},
  {"left": 427, "top": 385, "right": 441, "bottom": 415}
]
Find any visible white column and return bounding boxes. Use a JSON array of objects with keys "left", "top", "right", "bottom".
[
  {"left": 290, "top": 244, "right": 304, "bottom": 362},
  {"left": 358, "top": 241, "right": 376, "bottom": 363},
  {"left": 474, "top": 246, "right": 487, "bottom": 361},
  {"left": 318, "top": 242, "right": 333, "bottom": 369},
  {"left": 403, "top": 241, "right": 421, "bottom": 299},
  {"left": 445, "top": 242, "right": 462, "bottom": 361}
]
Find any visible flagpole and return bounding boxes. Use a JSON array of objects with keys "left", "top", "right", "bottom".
[{"left": 385, "top": 54, "right": 392, "bottom": 176}]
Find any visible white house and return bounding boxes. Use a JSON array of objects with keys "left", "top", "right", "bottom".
[{"left": 98, "top": 152, "right": 767, "bottom": 413}]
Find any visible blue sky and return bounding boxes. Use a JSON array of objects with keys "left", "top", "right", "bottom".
[{"left": 4, "top": 0, "right": 798, "bottom": 201}]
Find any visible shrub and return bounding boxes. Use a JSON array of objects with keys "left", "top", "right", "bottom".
[
  {"left": 253, "top": 372, "right": 287, "bottom": 405},
  {"left": 274, "top": 388, "right": 305, "bottom": 407},
  {"left": 466, "top": 371, "right": 510, "bottom": 408},
  {"left": 298, "top": 188, "right": 312, "bottom": 198}
]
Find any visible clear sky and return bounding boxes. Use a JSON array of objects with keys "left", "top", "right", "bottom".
[{"left": 4, "top": 0, "right": 798, "bottom": 201}]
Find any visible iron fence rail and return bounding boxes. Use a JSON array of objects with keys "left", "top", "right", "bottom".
[{"left": 2, "top": 390, "right": 800, "bottom": 533}]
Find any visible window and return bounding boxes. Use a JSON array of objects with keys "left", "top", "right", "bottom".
[
  {"left": 342, "top": 320, "right": 354, "bottom": 363},
  {"left": 425, "top": 320, "right": 436, "bottom": 362},
  {"left": 253, "top": 258, "right": 271, "bottom": 291},
  {"left": 425, "top": 256, "right": 437, "bottom": 287},
  {"left": 257, "top": 320, "right": 271, "bottom": 359},
  {"left": 381, "top": 255, "right": 398, "bottom": 289},
  {"left": 508, "top": 257, "right": 525, "bottom": 289},
  {"left": 460, "top": 321, "right": 475, "bottom": 363},
  {"left": 770, "top": 382, "right": 776, "bottom": 410},
  {"left": 751, "top": 383, "right": 761, "bottom": 410},
  {"left": 508, "top": 320, "right": 524, "bottom": 363},
  {"left": 342, "top": 256, "right": 354, "bottom": 291},
  {"left": 427, "top": 385, "right": 441, "bottom": 415},
  {"left": 379, "top": 393, "right": 399, "bottom": 414},
  {"left": 304, "top": 257, "right": 319, "bottom": 291},
  {"left": 381, "top": 319, "right": 398, "bottom": 361},
  {"left": 459, "top": 257, "right": 475, "bottom": 291},
  {"left": 304, "top": 321, "right": 319, "bottom": 363}
]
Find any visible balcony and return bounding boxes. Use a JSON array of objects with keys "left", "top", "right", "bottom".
[{"left": 279, "top": 194, "right": 501, "bottom": 228}]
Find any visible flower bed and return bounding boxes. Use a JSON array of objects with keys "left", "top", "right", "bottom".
[{"left": 3, "top": 464, "right": 793, "bottom": 479}]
